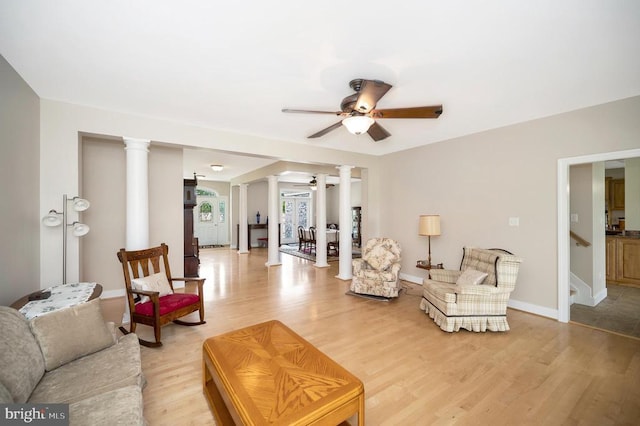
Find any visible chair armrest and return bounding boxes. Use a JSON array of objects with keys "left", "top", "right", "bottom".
[
  {"left": 128, "top": 288, "right": 160, "bottom": 306},
  {"left": 171, "top": 277, "right": 205, "bottom": 294},
  {"left": 129, "top": 288, "right": 160, "bottom": 298},
  {"left": 171, "top": 277, "right": 205, "bottom": 283},
  {"left": 456, "top": 284, "right": 512, "bottom": 296},
  {"left": 390, "top": 263, "right": 401, "bottom": 276},
  {"left": 352, "top": 258, "right": 367, "bottom": 275},
  {"left": 428, "top": 269, "right": 460, "bottom": 284}
]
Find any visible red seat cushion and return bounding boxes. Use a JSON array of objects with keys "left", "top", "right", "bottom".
[{"left": 134, "top": 293, "right": 200, "bottom": 317}]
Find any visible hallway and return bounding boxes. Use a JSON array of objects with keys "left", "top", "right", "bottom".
[{"left": 570, "top": 283, "right": 640, "bottom": 339}]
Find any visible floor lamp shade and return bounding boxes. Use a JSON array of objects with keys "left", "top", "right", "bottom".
[
  {"left": 42, "top": 194, "right": 90, "bottom": 283},
  {"left": 419, "top": 215, "right": 441, "bottom": 236}
]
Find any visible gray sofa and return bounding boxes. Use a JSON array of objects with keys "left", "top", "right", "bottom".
[{"left": 0, "top": 299, "right": 146, "bottom": 425}]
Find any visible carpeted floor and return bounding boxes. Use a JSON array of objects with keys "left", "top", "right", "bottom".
[
  {"left": 279, "top": 244, "right": 360, "bottom": 262},
  {"left": 570, "top": 283, "right": 640, "bottom": 338}
]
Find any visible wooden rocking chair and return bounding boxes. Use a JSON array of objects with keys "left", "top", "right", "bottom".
[{"left": 117, "top": 243, "right": 206, "bottom": 347}]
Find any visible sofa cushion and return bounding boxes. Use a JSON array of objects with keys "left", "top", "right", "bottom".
[
  {"left": 29, "top": 299, "right": 115, "bottom": 371},
  {"left": 363, "top": 238, "right": 400, "bottom": 271},
  {"left": 28, "top": 333, "right": 144, "bottom": 404},
  {"left": 131, "top": 272, "right": 173, "bottom": 304},
  {"left": 460, "top": 248, "right": 500, "bottom": 286},
  {"left": 423, "top": 280, "right": 458, "bottom": 304},
  {"left": 456, "top": 269, "right": 488, "bottom": 286},
  {"left": 0, "top": 306, "right": 45, "bottom": 403},
  {"left": 134, "top": 293, "right": 200, "bottom": 317},
  {"left": 69, "top": 385, "right": 145, "bottom": 426}
]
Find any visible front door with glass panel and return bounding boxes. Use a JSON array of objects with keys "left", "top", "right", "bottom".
[
  {"left": 280, "top": 193, "right": 311, "bottom": 245},
  {"left": 194, "top": 189, "right": 229, "bottom": 246}
]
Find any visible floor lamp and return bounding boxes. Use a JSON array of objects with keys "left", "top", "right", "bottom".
[
  {"left": 418, "top": 214, "right": 441, "bottom": 268},
  {"left": 42, "top": 194, "right": 90, "bottom": 284}
]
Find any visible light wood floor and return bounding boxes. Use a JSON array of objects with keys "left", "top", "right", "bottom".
[{"left": 101, "top": 247, "right": 640, "bottom": 426}]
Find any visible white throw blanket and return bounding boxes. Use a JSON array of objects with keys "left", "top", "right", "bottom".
[{"left": 19, "top": 282, "right": 97, "bottom": 319}]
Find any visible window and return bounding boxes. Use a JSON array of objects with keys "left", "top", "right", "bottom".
[
  {"left": 199, "top": 202, "right": 212, "bottom": 222},
  {"left": 218, "top": 200, "right": 226, "bottom": 223}
]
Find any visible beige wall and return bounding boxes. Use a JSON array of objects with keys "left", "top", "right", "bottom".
[
  {"left": 569, "top": 163, "right": 595, "bottom": 286},
  {"left": 382, "top": 95, "right": 640, "bottom": 315},
  {"left": 0, "top": 55, "right": 40, "bottom": 305},
  {"left": 81, "top": 137, "right": 183, "bottom": 297},
  {"left": 625, "top": 158, "right": 640, "bottom": 230}
]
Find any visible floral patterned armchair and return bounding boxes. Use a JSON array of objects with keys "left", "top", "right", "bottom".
[
  {"left": 419, "top": 247, "right": 522, "bottom": 332},
  {"left": 350, "top": 238, "right": 402, "bottom": 298}
]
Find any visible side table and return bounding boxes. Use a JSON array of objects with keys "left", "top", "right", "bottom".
[
  {"left": 416, "top": 261, "right": 444, "bottom": 270},
  {"left": 11, "top": 283, "right": 103, "bottom": 319}
]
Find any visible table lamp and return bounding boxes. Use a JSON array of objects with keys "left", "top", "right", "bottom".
[{"left": 419, "top": 215, "right": 441, "bottom": 268}]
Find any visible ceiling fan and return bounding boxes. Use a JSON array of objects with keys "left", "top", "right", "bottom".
[
  {"left": 282, "top": 78, "right": 443, "bottom": 142},
  {"left": 293, "top": 176, "right": 335, "bottom": 191}
]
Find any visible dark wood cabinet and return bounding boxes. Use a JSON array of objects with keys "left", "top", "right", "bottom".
[{"left": 184, "top": 178, "right": 199, "bottom": 277}]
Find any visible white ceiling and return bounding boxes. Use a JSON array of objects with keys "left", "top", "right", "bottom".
[{"left": 2, "top": 1, "right": 639, "bottom": 180}]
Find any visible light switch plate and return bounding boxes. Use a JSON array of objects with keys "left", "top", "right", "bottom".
[
  {"left": 570, "top": 213, "right": 579, "bottom": 223},
  {"left": 509, "top": 217, "right": 520, "bottom": 227}
]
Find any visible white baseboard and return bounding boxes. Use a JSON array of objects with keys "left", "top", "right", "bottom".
[
  {"left": 593, "top": 287, "right": 607, "bottom": 305},
  {"left": 508, "top": 298, "right": 558, "bottom": 320},
  {"left": 569, "top": 272, "right": 607, "bottom": 307},
  {"left": 400, "top": 272, "right": 424, "bottom": 285}
]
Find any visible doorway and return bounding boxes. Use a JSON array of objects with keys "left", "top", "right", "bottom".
[
  {"left": 194, "top": 189, "right": 229, "bottom": 247},
  {"left": 280, "top": 192, "right": 311, "bottom": 245},
  {"left": 558, "top": 147, "right": 640, "bottom": 325}
]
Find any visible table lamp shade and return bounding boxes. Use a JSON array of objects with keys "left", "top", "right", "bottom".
[{"left": 419, "top": 215, "right": 441, "bottom": 236}]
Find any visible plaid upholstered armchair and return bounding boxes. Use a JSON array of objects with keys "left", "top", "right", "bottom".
[
  {"left": 350, "top": 238, "right": 402, "bottom": 298},
  {"left": 420, "top": 247, "right": 522, "bottom": 332}
]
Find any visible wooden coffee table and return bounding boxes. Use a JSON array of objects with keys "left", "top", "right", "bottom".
[{"left": 202, "top": 320, "right": 364, "bottom": 425}]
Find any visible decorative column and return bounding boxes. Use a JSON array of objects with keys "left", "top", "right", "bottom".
[
  {"left": 336, "top": 165, "right": 353, "bottom": 280},
  {"left": 266, "top": 175, "right": 281, "bottom": 266},
  {"left": 238, "top": 184, "right": 249, "bottom": 254},
  {"left": 314, "top": 174, "right": 329, "bottom": 268},
  {"left": 122, "top": 137, "right": 150, "bottom": 324},
  {"left": 123, "top": 138, "right": 150, "bottom": 250}
]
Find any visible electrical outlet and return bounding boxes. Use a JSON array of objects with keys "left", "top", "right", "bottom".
[
  {"left": 509, "top": 217, "right": 519, "bottom": 227},
  {"left": 570, "top": 213, "right": 579, "bottom": 223}
]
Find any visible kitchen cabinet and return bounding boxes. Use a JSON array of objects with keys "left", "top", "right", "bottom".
[
  {"left": 606, "top": 235, "right": 640, "bottom": 287},
  {"left": 611, "top": 179, "right": 625, "bottom": 210}
]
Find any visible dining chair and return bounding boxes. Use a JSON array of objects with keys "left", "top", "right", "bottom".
[{"left": 308, "top": 226, "right": 317, "bottom": 253}]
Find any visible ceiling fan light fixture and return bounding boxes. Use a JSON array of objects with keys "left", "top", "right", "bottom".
[
  {"left": 342, "top": 116, "right": 374, "bottom": 135},
  {"left": 210, "top": 164, "right": 224, "bottom": 172}
]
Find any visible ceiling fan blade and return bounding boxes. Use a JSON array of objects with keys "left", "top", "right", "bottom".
[
  {"left": 367, "top": 122, "right": 391, "bottom": 142},
  {"left": 282, "top": 108, "right": 343, "bottom": 115},
  {"left": 371, "top": 105, "right": 443, "bottom": 119},
  {"left": 355, "top": 80, "right": 392, "bottom": 113},
  {"left": 308, "top": 121, "right": 343, "bottom": 139}
]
